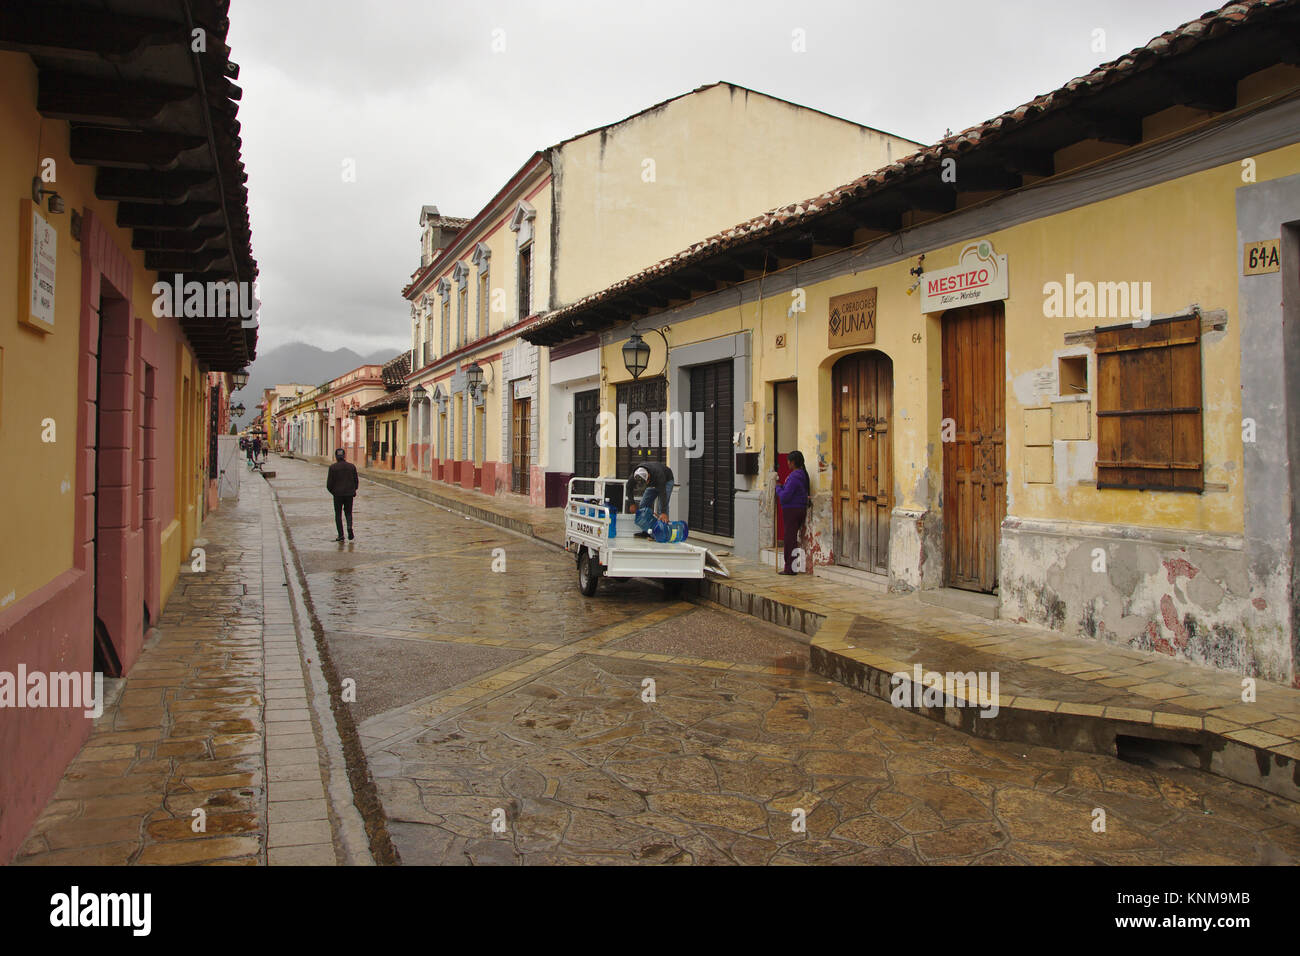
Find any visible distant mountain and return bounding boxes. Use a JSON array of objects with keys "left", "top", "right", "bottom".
[{"left": 232, "top": 342, "right": 399, "bottom": 430}]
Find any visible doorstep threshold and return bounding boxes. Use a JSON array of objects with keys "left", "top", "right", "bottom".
[{"left": 918, "top": 587, "right": 1000, "bottom": 620}]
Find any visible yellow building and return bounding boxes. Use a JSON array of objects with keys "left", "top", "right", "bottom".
[
  {"left": 356, "top": 353, "right": 410, "bottom": 470},
  {"left": 277, "top": 385, "right": 327, "bottom": 458},
  {"left": 404, "top": 83, "right": 920, "bottom": 504},
  {"left": 526, "top": 3, "right": 1300, "bottom": 684},
  {"left": 0, "top": 4, "right": 256, "bottom": 861},
  {"left": 266, "top": 383, "right": 310, "bottom": 451}
]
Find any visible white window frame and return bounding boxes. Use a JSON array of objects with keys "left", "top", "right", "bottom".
[
  {"left": 436, "top": 277, "right": 452, "bottom": 356},
  {"left": 453, "top": 260, "right": 471, "bottom": 348},
  {"left": 471, "top": 242, "right": 492, "bottom": 339},
  {"left": 509, "top": 202, "right": 537, "bottom": 325}
]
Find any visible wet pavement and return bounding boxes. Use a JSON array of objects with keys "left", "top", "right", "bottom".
[
  {"left": 16, "top": 482, "right": 272, "bottom": 865},
  {"left": 269, "top": 455, "right": 1300, "bottom": 864}
]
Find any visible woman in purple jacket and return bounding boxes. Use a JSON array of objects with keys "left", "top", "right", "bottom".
[{"left": 775, "top": 450, "right": 811, "bottom": 574}]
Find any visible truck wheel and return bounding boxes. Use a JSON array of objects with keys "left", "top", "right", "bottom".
[
  {"left": 663, "top": 579, "right": 684, "bottom": 599},
  {"left": 578, "top": 549, "right": 601, "bottom": 596}
]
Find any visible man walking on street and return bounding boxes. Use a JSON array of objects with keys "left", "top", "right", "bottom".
[{"left": 327, "top": 448, "right": 358, "bottom": 541}]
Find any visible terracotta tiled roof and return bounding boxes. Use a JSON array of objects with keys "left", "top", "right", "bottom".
[
  {"left": 356, "top": 386, "right": 410, "bottom": 415},
  {"left": 381, "top": 351, "right": 411, "bottom": 388},
  {"left": 525, "top": 0, "right": 1296, "bottom": 344}
]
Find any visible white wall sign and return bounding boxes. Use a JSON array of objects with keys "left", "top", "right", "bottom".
[
  {"left": 920, "top": 240, "right": 1008, "bottom": 313},
  {"left": 23, "top": 202, "right": 57, "bottom": 331}
]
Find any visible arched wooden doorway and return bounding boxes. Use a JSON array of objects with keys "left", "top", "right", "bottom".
[{"left": 832, "top": 351, "right": 893, "bottom": 574}]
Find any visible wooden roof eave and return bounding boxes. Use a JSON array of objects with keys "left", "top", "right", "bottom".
[{"left": 2, "top": 0, "right": 257, "bottom": 372}]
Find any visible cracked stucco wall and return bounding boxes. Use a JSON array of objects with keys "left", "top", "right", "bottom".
[{"left": 1000, "top": 520, "right": 1289, "bottom": 681}]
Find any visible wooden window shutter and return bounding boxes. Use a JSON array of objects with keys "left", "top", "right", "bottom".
[{"left": 1095, "top": 315, "right": 1203, "bottom": 492}]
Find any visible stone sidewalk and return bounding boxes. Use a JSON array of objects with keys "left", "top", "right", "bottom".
[
  {"left": 352, "top": 459, "right": 1300, "bottom": 801},
  {"left": 16, "top": 473, "right": 369, "bottom": 866}
]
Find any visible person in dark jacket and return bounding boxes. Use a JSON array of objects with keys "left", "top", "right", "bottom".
[
  {"left": 631, "top": 461, "right": 674, "bottom": 539},
  {"left": 326, "top": 448, "right": 359, "bottom": 540},
  {"left": 775, "top": 450, "right": 811, "bottom": 574}
]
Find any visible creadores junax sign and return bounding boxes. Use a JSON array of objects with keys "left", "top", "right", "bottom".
[{"left": 920, "top": 239, "right": 1008, "bottom": 313}]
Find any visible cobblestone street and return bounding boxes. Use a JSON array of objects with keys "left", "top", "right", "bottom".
[{"left": 269, "top": 457, "right": 1300, "bottom": 865}]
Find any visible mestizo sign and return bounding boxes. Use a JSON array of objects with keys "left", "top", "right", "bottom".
[
  {"left": 920, "top": 240, "right": 1008, "bottom": 313},
  {"left": 828, "top": 287, "right": 877, "bottom": 348}
]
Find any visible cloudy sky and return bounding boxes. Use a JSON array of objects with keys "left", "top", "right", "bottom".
[{"left": 228, "top": 0, "right": 1216, "bottom": 359}]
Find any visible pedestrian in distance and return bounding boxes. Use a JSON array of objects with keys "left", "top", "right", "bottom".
[
  {"left": 326, "top": 448, "right": 358, "bottom": 541},
  {"left": 631, "top": 462, "right": 673, "bottom": 539},
  {"left": 775, "top": 450, "right": 811, "bottom": 574}
]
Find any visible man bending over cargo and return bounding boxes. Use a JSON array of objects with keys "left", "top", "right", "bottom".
[{"left": 631, "top": 462, "right": 673, "bottom": 539}]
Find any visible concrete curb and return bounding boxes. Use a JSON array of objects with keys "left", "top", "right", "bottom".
[
  {"left": 264, "top": 474, "right": 378, "bottom": 865},
  {"left": 808, "top": 617, "right": 1300, "bottom": 803},
  {"left": 689, "top": 576, "right": 826, "bottom": 639}
]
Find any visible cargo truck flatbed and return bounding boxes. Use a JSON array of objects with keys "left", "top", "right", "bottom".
[{"left": 563, "top": 477, "right": 728, "bottom": 597}]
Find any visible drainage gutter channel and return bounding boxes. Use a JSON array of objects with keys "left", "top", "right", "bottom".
[{"left": 265, "top": 475, "right": 399, "bottom": 865}]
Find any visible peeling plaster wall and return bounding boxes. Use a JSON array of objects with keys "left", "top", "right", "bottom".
[
  {"left": 803, "top": 486, "right": 835, "bottom": 568},
  {"left": 889, "top": 509, "right": 944, "bottom": 592},
  {"left": 1000, "top": 518, "right": 1289, "bottom": 680},
  {"left": 757, "top": 469, "right": 776, "bottom": 554}
]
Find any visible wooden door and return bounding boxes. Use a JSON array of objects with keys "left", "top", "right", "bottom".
[
  {"left": 512, "top": 397, "right": 531, "bottom": 494},
  {"left": 573, "top": 389, "right": 600, "bottom": 478},
  {"left": 689, "top": 361, "right": 734, "bottom": 536},
  {"left": 615, "top": 377, "right": 666, "bottom": 478},
  {"left": 941, "top": 302, "right": 1006, "bottom": 593},
  {"left": 832, "top": 352, "right": 893, "bottom": 573}
]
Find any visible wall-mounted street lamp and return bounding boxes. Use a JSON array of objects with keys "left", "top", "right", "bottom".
[
  {"left": 623, "top": 333, "right": 650, "bottom": 379},
  {"left": 231, "top": 370, "right": 249, "bottom": 390},
  {"left": 466, "top": 360, "right": 494, "bottom": 401},
  {"left": 31, "top": 177, "right": 65, "bottom": 214},
  {"left": 231, "top": 402, "right": 246, "bottom": 418},
  {"left": 622, "top": 327, "right": 669, "bottom": 380}
]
